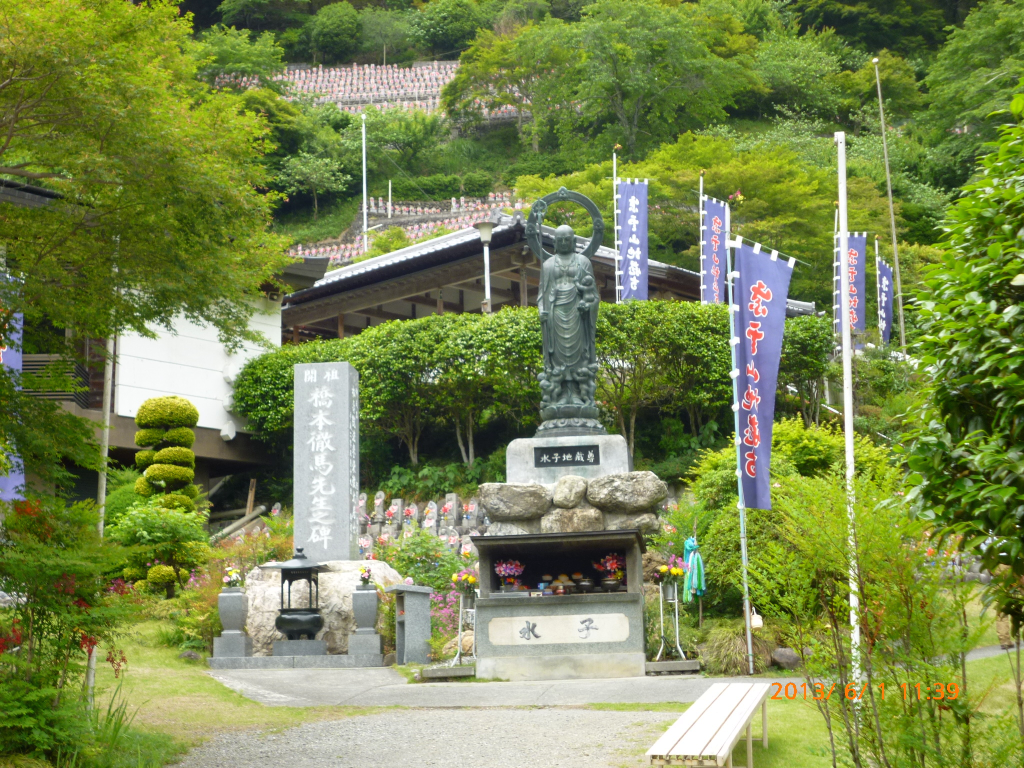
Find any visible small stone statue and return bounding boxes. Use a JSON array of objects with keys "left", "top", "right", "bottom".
[{"left": 526, "top": 187, "right": 607, "bottom": 436}]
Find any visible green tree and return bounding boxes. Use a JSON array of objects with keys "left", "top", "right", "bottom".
[
  {"left": 749, "top": 29, "right": 841, "bottom": 117},
  {"left": 278, "top": 152, "right": 352, "bottom": 218},
  {"left": 409, "top": 0, "right": 483, "bottom": 55},
  {"left": 832, "top": 49, "right": 922, "bottom": 134},
  {"left": 311, "top": 2, "right": 361, "bottom": 64},
  {"left": 903, "top": 89, "right": 1024, "bottom": 623},
  {"left": 923, "top": 0, "right": 1024, "bottom": 187},
  {"left": 360, "top": 8, "right": 411, "bottom": 65},
  {"left": 778, "top": 314, "right": 833, "bottom": 426},
  {"left": 792, "top": 0, "right": 946, "bottom": 56},
  {"left": 192, "top": 25, "right": 287, "bottom": 93},
  {"left": 218, "top": 0, "right": 274, "bottom": 30}
]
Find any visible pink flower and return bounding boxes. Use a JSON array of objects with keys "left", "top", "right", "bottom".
[{"left": 404, "top": 577, "right": 414, "bottom": 585}]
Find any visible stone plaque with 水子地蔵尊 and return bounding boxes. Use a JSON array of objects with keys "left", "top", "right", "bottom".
[{"left": 533, "top": 445, "right": 600, "bottom": 468}]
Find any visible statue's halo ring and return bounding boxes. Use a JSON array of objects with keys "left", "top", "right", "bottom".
[{"left": 525, "top": 187, "right": 605, "bottom": 263}]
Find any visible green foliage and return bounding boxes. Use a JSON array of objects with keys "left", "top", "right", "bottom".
[
  {"left": 135, "top": 397, "right": 199, "bottom": 429},
  {"left": 0, "top": 0, "right": 289, "bottom": 351},
  {"left": 180, "top": 484, "right": 201, "bottom": 500},
  {"left": 365, "top": 227, "right": 413, "bottom": 258},
  {"left": 192, "top": 25, "right": 287, "bottom": 93},
  {"left": 409, "top": 0, "right": 482, "bottom": 54},
  {"left": 0, "top": 497, "right": 130, "bottom": 756},
  {"left": 378, "top": 529, "right": 468, "bottom": 591},
  {"left": 103, "top": 483, "right": 146, "bottom": 529},
  {"left": 311, "top": 2, "right": 361, "bottom": 64},
  {"left": 903, "top": 91, "right": 1024, "bottom": 622},
  {"left": 747, "top": 30, "right": 840, "bottom": 117},
  {"left": 792, "top": 0, "right": 946, "bottom": 56},
  {"left": 146, "top": 565, "right": 177, "bottom": 585},
  {"left": 134, "top": 476, "right": 155, "bottom": 497},
  {"left": 701, "top": 618, "right": 775, "bottom": 674},
  {"left": 134, "top": 450, "right": 157, "bottom": 471},
  {"left": 154, "top": 494, "right": 197, "bottom": 513},
  {"left": 162, "top": 427, "right": 196, "bottom": 448},
  {"left": 144, "top": 463, "right": 195, "bottom": 490},
  {"left": 923, "top": 1, "right": 1024, "bottom": 187},
  {"left": 278, "top": 152, "right": 352, "bottom": 219},
  {"left": 134, "top": 428, "right": 166, "bottom": 448},
  {"left": 778, "top": 314, "right": 833, "bottom": 426},
  {"left": 153, "top": 447, "right": 196, "bottom": 469},
  {"left": 360, "top": 8, "right": 411, "bottom": 64}
]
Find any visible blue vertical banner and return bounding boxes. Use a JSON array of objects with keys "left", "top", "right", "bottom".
[
  {"left": 618, "top": 180, "right": 648, "bottom": 301},
  {"left": 0, "top": 295, "right": 24, "bottom": 502},
  {"left": 833, "top": 232, "right": 867, "bottom": 343},
  {"left": 701, "top": 196, "right": 728, "bottom": 304},
  {"left": 876, "top": 256, "right": 894, "bottom": 345},
  {"left": 732, "top": 242, "right": 795, "bottom": 511}
]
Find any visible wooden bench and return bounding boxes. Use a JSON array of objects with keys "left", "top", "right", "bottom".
[{"left": 647, "top": 682, "right": 770, "bottom": 767}]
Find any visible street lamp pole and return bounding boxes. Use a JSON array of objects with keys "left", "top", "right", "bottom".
[{"left": 474, "top": 221, "right": 494, "bottom": 313}]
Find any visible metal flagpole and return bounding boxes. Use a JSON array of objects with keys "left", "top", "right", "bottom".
[
  {"left": 613, "top": 148, "right": 622, "bottom": 304},
  {"left": 699, "top": 171, "right": 705, "bottom": 302},
  {"left": 835, "top": 131, "right": 861, "bottom": 681},
  {"left": 726, "top": 207, "right": 756, "bottom": 676},
  {"left": 361, "top": 114, "right": 368, "bottom": 253},
  {"left": 388, "top": 179, "right": 392, "bottom": 219},
  {"left": 872, "top": 57, "right": 907, "bottom": 350}
]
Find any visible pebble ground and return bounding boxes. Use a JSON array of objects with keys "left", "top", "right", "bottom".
[{"left": 175, "top": 706, "right": 677, "bottom": 768}]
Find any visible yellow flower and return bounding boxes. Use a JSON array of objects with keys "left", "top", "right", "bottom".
[
  {"left": 468, "top": 576, "right": 476, "bottom": 583},
  {"left": 670, "top": 567, "right": 683, "bottom": 576},
  {"left": 658, "top": 565, "right": 669, "bottom": 573},
  {"left": 452, "top": 574, "right": 458, "bottom": 582}
]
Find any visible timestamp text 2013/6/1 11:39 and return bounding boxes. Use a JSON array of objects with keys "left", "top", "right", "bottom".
[{"left": 770, "top": 682, "right": 961, "bottom": 702}]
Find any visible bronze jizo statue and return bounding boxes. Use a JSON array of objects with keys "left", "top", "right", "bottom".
[{"left": 525, "top": 187, "right": 607, "bottom": 436}]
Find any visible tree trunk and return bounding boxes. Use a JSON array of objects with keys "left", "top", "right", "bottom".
[
  {"left": 466, "top": 413, "right": 475, "bottom": 466},
  {"left": 312, "top": 188, "right": 319, "bottom": 220},
  {"left": 455, "top": 420, "right": 469, "bottom": 464}
]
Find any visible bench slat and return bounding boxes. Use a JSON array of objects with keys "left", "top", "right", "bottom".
[
  {"left": 671, "top": 683, "right": 754, "bottom": 759},
  {"left": 646, "top": 683, "right": 729, "bottom": 758},
  {"left": 702, "top": 684, "right": 770, "bottom": 760}
]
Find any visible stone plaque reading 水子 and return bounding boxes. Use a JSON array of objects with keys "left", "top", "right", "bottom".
[
  {"left": 534, "top": 445, "right": 600, "bottom": 468},
  {"left": 293, "top": 362, "right": 360, "bottom": 561}
]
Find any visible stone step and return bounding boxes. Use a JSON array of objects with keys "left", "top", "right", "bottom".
[
  {"left": 208, "top": 654, "right": 384, "bottom": 669},
  {"left": 645, "top": 659, "right": 701, "bottom": 675},
  {"left": 421, "top": 664, "right": 476, "bottom": 679}
]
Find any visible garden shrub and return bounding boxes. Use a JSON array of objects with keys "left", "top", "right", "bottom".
[
  {"left": 146, "top": 564, "right": 176, "bottom": 585},
  {"left": 144, "top": 462, "right": 194, "bottom": 488},
  {"left": 104, "top": 483, "right": 146, "bottom": 528},
  {"left": 133, "top": 449, "right": 157, "bottom": 471},
  {"left": 700, "top": 618, "right": 774, "bottom": 675},
  {"left": 154, "top": 446, "right": 195, "bottom": 468},
  {"left": 134, "top": 476, "right": 154, "bottom": 497},
  {"left": 377, "top": 529, "right": 468, "bottom": 591},
  {"left": 134, "top": 428, "right": 165, "bottom": 447},
  {"left": 154, "top": 493, "right": 196, "bottom": 513},
  {"left": 180, "top": 483, "right": 200, "bottom": 499},
  {"left": 135, "top": 396, "right": 199, "bottom": 429},
  {"left": 162, "top": 426, "right": 196, "bottom": 448}
]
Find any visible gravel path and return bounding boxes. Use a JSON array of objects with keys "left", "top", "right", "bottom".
[{"left": 175, "top": 707, "right": 676, "bottom": 768}]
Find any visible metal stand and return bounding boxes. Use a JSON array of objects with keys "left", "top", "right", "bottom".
[
  {"left": 449, "top": 592, "right": 476, "bottom": 666},
  {"left": 655, "top": 583, "right": 685, "bottom": 661}
]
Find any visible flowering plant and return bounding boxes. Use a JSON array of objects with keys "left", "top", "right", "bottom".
[
  {"left": 359, "top": 566, "right": 372, "bottom": 585},
  {"left": 403, "top": 506, "right": 415, "bottom": 521},
  {"left": 385, "top": 508, "right": 395, "bottom": 521},
  {"left": 451, "top": 568, "right": 478, "bottom": 596},
  {"left": 494, "top": 559, "right": 524, "bottom": 585},
  {"left": 594, "top": 553, "right": 625, "bottom": 580},
  {"left": 222, "top": 566, "right": 243, "bottom": 588},
  {"left": 653, "top": 555, "right": 687, "bottom": 585}
]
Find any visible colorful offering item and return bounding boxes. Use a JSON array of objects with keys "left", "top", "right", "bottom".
[
  {"left": 452, "top": 568, "right": 479, "bottom": 596},
  {"left": 359, "top": 565, "right": 372, "bottom": 585},
  {"left": 594, "top": 553, "right": 626, "bottom": 580},
  {"left": 494, "top": 559, "right": 525, "bottom": 586}
]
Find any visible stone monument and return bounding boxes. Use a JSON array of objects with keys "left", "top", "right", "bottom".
[
  {"left": 293, "top": 362, "right": 360, "bottom": 561},
  {"left": 507, "top": 187, "right": 631, "bottom": 484}
]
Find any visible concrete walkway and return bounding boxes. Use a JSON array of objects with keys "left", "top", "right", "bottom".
[{"left": 208, "top": 645, "right": 1007, "bottom": 709}]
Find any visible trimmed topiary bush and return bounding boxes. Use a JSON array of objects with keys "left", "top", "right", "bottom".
[
  {"left": 134, "top": 449, "right": 157, "bottom": 471},
  {"left": 135, "top": 396, "right": 199, "bottom": 429},
  {"left": 154, "top": 493, "right": 196, "bottom": 513},
  {"left": 144, "top": 463, "right": 194, "bottom": 489},
  {"left": 163, "top": 426, "right": 196, "bottom": 448},
  {"left": 180, "top": 483, "right": 200, "bottom": 499},
  {"left": 135, "top": 476, "right": 155, "bottom": 497},
  {"left": 154, "top": 446, "right": 196, "bottom": 468},
  {"left": 147, "top": 564, "right": 178, "bottom": 598},
  {"left": 123, "top": 565, "right": 146, "bottom": 582},
  {"left": 135, "top": 428, "right": 166, "bottom": 447},
  {"left": 105, "top": 483, "right": 145, "bottom": 527}
]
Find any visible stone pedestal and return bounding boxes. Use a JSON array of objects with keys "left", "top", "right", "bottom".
[
  {"left": 350, "top": 585, "right": 383, "bottom": 655},
  {"left": 213, "top": 632, "right": 252, "bottom": 658},
  {"left": 213, "top": 587, "right": 252, "bottom": 658},
  {"left": 386, "top": 584, "right": 433, "bottom": 665},
  {"left": 506, "top": 434, "right": 631, "bottom": 484},
  {"left": 273, "top": 639, "right": 327, "bottom": 656}
]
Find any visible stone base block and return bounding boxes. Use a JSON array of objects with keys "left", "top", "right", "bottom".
[
  {"left": 645, "top": 659, "right": 701, "bottom": 674},
  {"left": 273, "top": 639, "right": 327, "bottom": 657},
  {"left": 476, "top": 652, "right": 645, "bottom": 681},
  {"left": 506, "top": 434, "right": 631, "bottom": 485},
  {"left": 422, "top": 664, "right": 475, "bottom": 679},
  {"left": 208, "top": 653, "right": 383, "bottom": 669},
  {"left": 347, "top": 632, "right": 383, "bottom": 655},
  {"left": 213, "top": 631, "right": 252, "bottom": 658}
]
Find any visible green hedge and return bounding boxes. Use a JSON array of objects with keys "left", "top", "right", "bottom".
[
  {"left": 154, "top": 446, "right": 196, "bottom": 468},
  {"left": 135, "top": 396, "right": 199, "bottom": 429},
  {"left": 389, "top": 171, "right": 493, "bottom": 201}
]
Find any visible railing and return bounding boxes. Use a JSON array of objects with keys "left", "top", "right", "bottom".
[{"left": 21, "top": 354, "right": 92, "bottom": 409}]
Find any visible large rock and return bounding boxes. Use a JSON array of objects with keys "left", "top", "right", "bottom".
[
  {"left": 604, "top": 512, "right": 660, "bottom": 535},
  {"left": 484, "top": 521, "right": 534, "bottom": 537},
  {"left": 552, "top": 475, "right": 588, "bottom": 509},
  {"left": 441, "top": 631, "right": 475, "bottom": 657},
  {"left": 586, "top": 471, "right": 668, "bottom": 514},
  {"left": 478, "top": 483, "right": 552, "bottom": 521},
  {"left": 772, "top": 647, "right": 802, "bottom": 670},
  {"left": 540, "top": 504, "right": 603, "bottom": 534},
  {"left": 244, "top": 559, "right": 402, "bottom": 656},
  {"left": 642, "top": 550, "right": 668, "bottom": 582}
]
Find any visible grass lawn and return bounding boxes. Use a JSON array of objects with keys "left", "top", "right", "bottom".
[
  {"left": 94, "top": 622, "right": 393, "bottom": 751},
  {"left": 271, "top": 197, "right": 360, "bottom": 245}
]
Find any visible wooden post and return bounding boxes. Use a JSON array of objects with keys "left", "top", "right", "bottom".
[
  {"left": 437, "top": 288, "right": 444, "bottom": 314},
  {"left": 245, "top": 479, "right": 257, "bottom": 518},
  {"left": 519, "top": 267, "right": 528, "bottom": 307},
  {"left": 746, "top": 723, "right": 753, "bottom": 768},
  {"left": 762, "top": 700, "right": 768, "bottom": 747},
  {"left": 337, "top": 313, "right": 345, "bottom": 339},
  {"left": 292, "top": 326, "right": 300, "bottom": 345}
]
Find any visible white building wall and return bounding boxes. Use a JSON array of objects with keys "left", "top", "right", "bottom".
[{"left": 114, "top": 298, "right": 280, "bottom": 435}]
